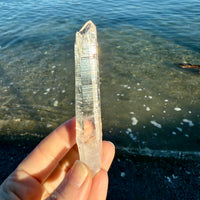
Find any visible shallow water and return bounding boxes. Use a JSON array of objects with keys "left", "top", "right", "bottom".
[{"left": 0, "top": 0, "right": 200, "bottom": 155}]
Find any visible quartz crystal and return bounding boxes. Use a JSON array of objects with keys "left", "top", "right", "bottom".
[{"left": 75, "top": 20, "right": 102, "bottom": 176}]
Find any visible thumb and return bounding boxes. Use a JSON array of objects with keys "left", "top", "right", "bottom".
[{"left": 46, "top": 160, "right": 92, "bottom": 200}]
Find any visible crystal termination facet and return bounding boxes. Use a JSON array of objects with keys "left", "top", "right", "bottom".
[{"left": 75, "top": 20, "right": 102, "bottom": 176}]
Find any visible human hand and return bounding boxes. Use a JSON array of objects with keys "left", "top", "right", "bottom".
[{"left": 0, "top": 118, "right": 115, "bottom": 200}]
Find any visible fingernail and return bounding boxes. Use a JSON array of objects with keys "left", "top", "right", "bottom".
[{"left": 68, "top": 160, "right": 88, "bottom": 188}]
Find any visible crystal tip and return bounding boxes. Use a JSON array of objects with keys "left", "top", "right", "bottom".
[{"left": 79, "top": 20, "right": 96, "bottom": 35}]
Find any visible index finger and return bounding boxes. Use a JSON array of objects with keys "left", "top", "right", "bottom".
[{"left": 17, "top": 117, "right": 76, "bottom": 183}]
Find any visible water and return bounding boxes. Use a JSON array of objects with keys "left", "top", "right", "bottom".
[{"left": 0, "top": 0, "right": 200, "bottom": 157}]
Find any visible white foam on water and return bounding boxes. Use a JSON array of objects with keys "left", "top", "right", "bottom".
[
  {"left": 127, "top": 128, "right": 132, "bottom": 132},
  {"left": 185, "top": 170, "right": 191, "bottom": 175},
  {"left": 165, "top": 176, "right": 172, "bottom": 183},
  {"left": 146, "top": 107, "right": 150, "bottom": 111},
  {"left": 131, "top": 117, "right": 138, "bottom": 126},
  {"left": 174, "top": 107, "right": 181, "bottom": 111},
  {"left": 176, "top": 127, "right": 183, "bottom": 132},
  {"left": 172, "top": 174, "right": 178, "bottom": 179},
  {"left": 150, "top": 120, "right": 162, "bottom": 129},
  {"left": 121, "top": 172, "right": 126, "bottom": 178},
  {"left": 129, "top": 133, "right": 137, "bottom": 141},
  {"left": 153, "top": 132, "right": 157, "bottom": 136},
  {"left": 185, "top": 134, "right": 189, "bottom": 138},
  {"left": 182, "top": 119, "right": 194, "bottom": 127},
  {"left": 53, "top": 100, "right": 58, "bottom": 107},
  {"left": 122, "top": 84, "right": 131, "bottom": 89},
  {"left": 46, "top": 123, "right": 52, "bottom": 128}
]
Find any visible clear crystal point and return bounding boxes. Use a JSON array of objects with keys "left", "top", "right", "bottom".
[{"left": 75, "top": 20, "right": 102, "bottom": 176}]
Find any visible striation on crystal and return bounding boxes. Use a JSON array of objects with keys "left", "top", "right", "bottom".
[{"left": 75, "top": 20, "right": 102, "bottom": 176}]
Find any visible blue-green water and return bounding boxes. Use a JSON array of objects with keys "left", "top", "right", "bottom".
[{"left": 0, "top": 0, "right": 200, "bottom": 155}]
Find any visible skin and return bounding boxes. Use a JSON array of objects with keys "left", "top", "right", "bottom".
[{"left": 0, "top": 118, "right": 115, "bottom": 200}]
